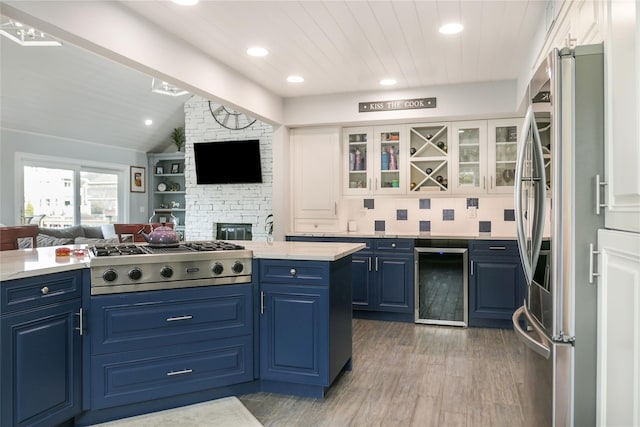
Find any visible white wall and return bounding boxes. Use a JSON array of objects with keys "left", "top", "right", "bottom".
[
  {"left": 0, "top": 128, "right": 149, "bottom": 225},
  {"left": 184, "top": 97, "right": 273, "bottom": 241}
]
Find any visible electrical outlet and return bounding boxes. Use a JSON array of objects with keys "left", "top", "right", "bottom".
[{"left": 467, "top": 206, "right": 477, "bottom": 218}]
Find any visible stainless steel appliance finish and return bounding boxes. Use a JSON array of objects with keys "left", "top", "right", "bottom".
[
  {"left": 512, "top": 45, "right": 604, "bottom": 427},
  {"left": 89, "top": 242, "right": 252, "bottom": 295}
]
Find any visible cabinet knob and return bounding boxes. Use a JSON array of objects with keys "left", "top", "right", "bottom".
[
  {"left": 391, "top": 243, "right": 396, "bottom": 248},
  {"left": 290, "top": 268, "right": 296, "bottom": 276},
  {"left": 41, "top": 286, "right": 49, "bottom": 295}
]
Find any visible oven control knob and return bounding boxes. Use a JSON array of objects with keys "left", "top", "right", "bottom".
[
  {"left": 102, "top": 269, "right": 118, "bottom": 282},
  {"left": 212, "top": 263, "right": 224, "bottom": 275},
  {"left": 232, "top": 262, "right": 244, "bottom": 274},
  {"left": 128, "top": 268, "right": 142, "bottom": 281},
  {"left": 160, "top": 266, "right": 173, "bottom": 278}
]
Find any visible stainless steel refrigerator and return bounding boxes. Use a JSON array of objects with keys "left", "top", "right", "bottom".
[{"left": 512, "top": 44, "right": 604, "bottom": 426}]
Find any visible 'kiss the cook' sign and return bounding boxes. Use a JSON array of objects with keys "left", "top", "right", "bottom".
[{"left": 358, "top": 97, "right": 436, "bottom": 112}]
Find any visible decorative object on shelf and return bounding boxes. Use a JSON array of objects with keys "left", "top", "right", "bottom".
[
  {"left": 156, "top": 166, "right": 164, "bottom": 175},
  {"left": 502, "top": 168, "right": 515, "bottom": 183},
  {"left": 410, "top": 147, "right": 417, "bottom": 155},
  {"left": 390, "top": 133, "right": 399, "bottom": 141},
  {"left": 349, "top": 151, "right": 355, "bottom": 171},
  {"left": 354, "top": 148, "right": 363, "bottom": 170},
  {"left": 381, "top": 150, "right": 390, "bottom": 170},
  {"left": 171, "top": 163, "right": 180, "bottom": 174},
  {"left": 157, "top": 182, "right": 167, "bottom": 192},
  {"left": 171, "top": 201, "right": 180, "bottom": 209},
  {"left": 170, "top": 127, "right": 185, "bottom": 152},
  {"left": 388, "top": 146, "right": 397, "bottom": 170},
  {"left": 169, "top": 182, "right": 180, "bottom": 191},
  {"left": 130, "top": 166, "right": 145, "bottom": 193},
  {"left": 208, "top": 102, "right": 257, "bottom": 130},
  {"left": 425, "top": 167, "right": 433, "bottom": 175}
]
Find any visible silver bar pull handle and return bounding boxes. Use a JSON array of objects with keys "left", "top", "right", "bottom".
[
  {"left": 75, "top": 308, "right": 83, "bottom": 336},
  {"left": 375, "top": 257, "right": 379, "bottom": 272},
  {"left": 368, "top": 257, "right": 372, "bottom": 272},
  {"left": 166, "top": 315, "right": 193, "bottom": 322},
  {"left": 471, "top": 260, "right": 474, "bottom": 275},
  {"left": 260, "top": 291, "right": 265, "bottom": 315},
  {"left": 489, "top": 246, "right": 506, "bottom": 251},
  {"left": 375, "top": 178, "right": 378, "bottom": 190},
  {"left": 490, "top": 176, "right": 493, "bottom": 189},
  {"left": 589, "top": 243, "right": 600, "bottom": 284},
  {"left": 595, "top": 174, "right": 608, "bottom": 215},
  {"left": 334, "top": 202, "right": 337, "bottom": 215},
  {"left": 167, "top": 369, "right": 192, "bottom": 376},
  {"left": 483, "top": 176, "right": 486, "bottom": 189}
]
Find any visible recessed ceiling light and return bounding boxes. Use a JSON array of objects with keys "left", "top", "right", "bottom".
[
  {"left": 247, "top": 47, "right": 268, "bottom": 57},
  {"left": 171, "top": 0, "right": 199, "bottom": 5},
  {"left": 439, "top": 23, "right": 464, "bottom": 35},
  {"left": 379, "top": 78, "right": 397, "bottom": 86},
  {"left": 287, "top": 75, "right": 304, "bottom": 83},
  {"left": 144, "top": 119, "right": 153, "bottom": 126}
]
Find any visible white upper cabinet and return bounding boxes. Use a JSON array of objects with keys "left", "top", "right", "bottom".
[
  {"left": 291, "top": 127, "right": 340, "bottom": 223},
  {"left": 603, "top": 0, "right": 640, "bottom": 233},
  {"left": 343, "top": 126, "right": 406, "bottom": 196},
  {"left": 487, "top": 118, "right": 522, "bottom": 194},
  {"left": 450, "top": 121, "right": 487, "bottom": 194}
]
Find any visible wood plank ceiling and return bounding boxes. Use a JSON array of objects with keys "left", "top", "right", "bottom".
[{"left": 0, "top": 1, "right": 546, "bottom": 153}]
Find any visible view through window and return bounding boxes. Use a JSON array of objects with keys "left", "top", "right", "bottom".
[{"left": 24, "top": 166, "right": 119, "bottom": 228}]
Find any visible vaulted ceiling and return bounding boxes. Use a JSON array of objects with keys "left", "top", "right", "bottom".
[{"left": 0, "top": 1, "right": 546, "bottom": 153}]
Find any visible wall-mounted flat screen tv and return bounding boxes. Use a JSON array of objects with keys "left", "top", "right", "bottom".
[{"left": 194, "top": 139, "right": 262, "bottom": 184}]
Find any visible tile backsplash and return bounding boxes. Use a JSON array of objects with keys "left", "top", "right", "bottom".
[{"left": 343, "top": 196, "right": 531, "bottom": 237}]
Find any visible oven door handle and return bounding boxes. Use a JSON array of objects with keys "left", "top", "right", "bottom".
[{"left": 512, "top": 306, "right": 551, "bottom": 359}]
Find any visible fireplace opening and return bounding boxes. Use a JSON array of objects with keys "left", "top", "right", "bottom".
[{"left": 216, "top": 223, "right": 252, "bottom": 241}]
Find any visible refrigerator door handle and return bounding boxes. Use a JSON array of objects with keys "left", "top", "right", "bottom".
[
  {"left": 515, "top": 106, "right": 533, "bottom": 283},
  {"left": 512, "top": 306, "right": 551, "bottom": 359}
]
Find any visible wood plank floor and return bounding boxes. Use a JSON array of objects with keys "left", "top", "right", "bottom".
[{"left": 240, "top": 319, "right": 525, "bottom": 427}]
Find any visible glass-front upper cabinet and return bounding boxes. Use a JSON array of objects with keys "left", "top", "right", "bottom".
[
  {"left": 407, "top": 123, "right": 450, "bottom": 193},
  {"left": 450, "top": 121, "right": 487, "bottom": 194},
  {"left": 344, "top": 127, "right": 372, "bottom": 195},
  {"left": 488, "top": 118, "right": 521, "bottom": 194},
  {"left": 343, "top": 126, "right": 406, "bottom": 195}
]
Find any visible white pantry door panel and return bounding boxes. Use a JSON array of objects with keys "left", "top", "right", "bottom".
[
  {"left": 604, "top": 0, "right": 640, "bottom": 233},
  {"left": 596, "top": 229, "right": 640, "bottom": 427},
  {"left": 292, "top": 127, "right": 339, "bottom": 220}
]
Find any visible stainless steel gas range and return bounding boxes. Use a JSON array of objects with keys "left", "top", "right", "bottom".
[{"left": 88, "top": 241, "right": 253, "bottom": 295}]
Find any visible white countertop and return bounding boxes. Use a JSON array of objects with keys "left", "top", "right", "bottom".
[
  {"left": 0, "top": 245, "right": 91, "bottom": 282},
  {"left": 0, "top": 241, "right": 365, "bottom": 282},
  {"left": 286, "top": 231, "right": 519, "bottom": 240},
  {"left": 230, "top": 240, "right": 366, "bottom": 261}
]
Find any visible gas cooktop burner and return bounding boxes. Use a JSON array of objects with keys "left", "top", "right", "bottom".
[{"left": 89, "top": 241, "right": 245, "bottom": 257}]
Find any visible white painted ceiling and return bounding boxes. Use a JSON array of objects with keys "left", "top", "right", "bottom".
[{"left": 0, "top": 1, "right": 546, "bottom": 153}]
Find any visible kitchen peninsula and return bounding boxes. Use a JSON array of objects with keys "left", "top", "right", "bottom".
[{"left": 0, "top": 240, "right": 363, "bottom": 427}]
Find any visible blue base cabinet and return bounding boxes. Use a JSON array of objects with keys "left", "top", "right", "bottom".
[
  {"left": 286, "top": 236, "right": 415, "bottom": 322},
  {"left": 85, "top": 284, "right": 253, "bottom": 411},
  {"left": 0, "top": 270, "right": 83, "bottom": 427},
  {"left": 258, "top": 257, "right": 352, "bottom": 397},
  {"left": 468, "top": 241, "right": 526, "bottom": 328}
]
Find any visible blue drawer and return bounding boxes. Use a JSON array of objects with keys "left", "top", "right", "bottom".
[
  {"left": 469, "top": 240, "right": 519, "bottom": 257},
  {"left": 260, "top": 260, "right": 329, "bottom": 285},
  {"left": 91, "top": 335, "right": 253, "bottom": 409},
  {"left": 90, "top": 284, "right": 252, "bottom": 355},
  {"left": 1, "top": 270, "right": 82, "bottom": 315},
  {"left": 374, "top": 239, "right": 414, "bottom": 253}
]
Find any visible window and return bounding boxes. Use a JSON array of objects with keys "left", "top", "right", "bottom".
[{"left": 20, "top": 155, "right": 126, "bottom": 228}]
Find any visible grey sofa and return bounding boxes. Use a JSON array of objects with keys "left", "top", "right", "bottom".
[{"left": 25, "top": 224, "right": 119, "bottom": 247}]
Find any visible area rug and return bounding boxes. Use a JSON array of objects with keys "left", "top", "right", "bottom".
[{"left": 91, "top": 396, "right": 263, "bottom": 427}]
